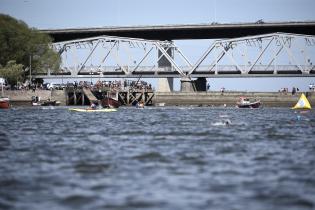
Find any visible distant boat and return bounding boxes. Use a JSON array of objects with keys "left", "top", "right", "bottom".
[
  {"left": 236, "top": 97, "right": 261, "bottom": 108},
  {"left": 32, "top": 97, "right": 60, "bottom": 106},
  {"left": 101, "top": 91, "right": 121, "bottom": 108},
  {"left": 0, "top": 97, "right": 10, "bottom": 109},
  {"left": 32, "top": 102, "right": 41, "bottom": 106},
  {"left": 101, "top": 97, "right": 121, "bottom": 108},
  {"left": 41, "top": 100, "right": 61, "bottom": 106},
  {"left": 292, "top": 93, "right": 312, "bottom": 110},
  {"left": 31, "top": 96, "right": 41, "bottom": 106},
  {"left": 0, "top": 78, "right": 10, "bottom": 109}
]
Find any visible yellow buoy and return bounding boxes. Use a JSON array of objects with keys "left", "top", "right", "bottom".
[{"left": 292, "top": 93, "right": 312, "bottom": 110}]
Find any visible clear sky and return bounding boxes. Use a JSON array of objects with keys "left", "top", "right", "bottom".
[{"left": 1, "top": 0, "right": 315, "bottom": 91}]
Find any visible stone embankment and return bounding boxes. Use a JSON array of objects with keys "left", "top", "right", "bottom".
[
  {"left": 153, "top": 91, "right": 315, "bottom": 107},
  {"left": 3, "top": 89, "right": 66, "bottom": 106}
]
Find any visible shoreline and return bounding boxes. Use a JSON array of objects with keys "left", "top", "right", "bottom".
[{"left": 3, "top": 89, "right": 314, "bottom": 107}]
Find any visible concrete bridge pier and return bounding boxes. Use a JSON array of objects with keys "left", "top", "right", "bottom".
[
  {"left": 180, "top": 77, "right": 195, "bottom": 92},
  {"left": 180, "top": 77, "right": 207, "bottom": 92},
  {"left": 157, "top": 78, "right": 173, "bottom": 92}
]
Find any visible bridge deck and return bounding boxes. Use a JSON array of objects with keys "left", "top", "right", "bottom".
[
  {"left": 36, "top": 72, "right": 315, "bottom": 79},
  {"left": 42, "top": 21, "right": 315, "bottom": 41}
]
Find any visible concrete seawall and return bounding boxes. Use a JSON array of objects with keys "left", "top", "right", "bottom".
[
  {"left": 4, "top": 90, "right": 67, "bottom": 106},
  {"left": 153, "top": 91, "right": 315, "bottom": 107}
]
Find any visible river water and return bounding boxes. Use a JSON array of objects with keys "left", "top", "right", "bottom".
[{"left": 0, "top": 107, "right": 315, "bottom": 210}]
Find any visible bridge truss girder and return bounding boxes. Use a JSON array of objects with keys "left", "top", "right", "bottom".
[
  {"left": 188, "top": 32, "right": 315, "bottom": 77},
  {"left": 52, "top": 35, "right": 189, "bottom": 78},
  {"left": 45, "top": 33, "right": 315, "bottom": 79}
]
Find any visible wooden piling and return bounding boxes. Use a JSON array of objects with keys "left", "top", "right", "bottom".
[{"left": 73, "top": 91, "right": 77, "bottom": 105}]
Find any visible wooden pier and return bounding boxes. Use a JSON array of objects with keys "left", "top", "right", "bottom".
[
  {"left": 116, "top": 90, "right": 154, "bottom": 106},
  {"left": 65, "top": 87, "right": 154, "bottom": 106}
]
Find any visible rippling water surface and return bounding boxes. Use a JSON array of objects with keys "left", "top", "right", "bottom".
[{"left": 0, "top": 106, "right": 315, "bottom": 210}]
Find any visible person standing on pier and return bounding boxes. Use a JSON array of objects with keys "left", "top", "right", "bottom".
[
  {"left": 220, "top": 87, "right": 225, "bottom": 95},
  {"left": 291, "top": 87, "right": 296, "bottom": 95}
]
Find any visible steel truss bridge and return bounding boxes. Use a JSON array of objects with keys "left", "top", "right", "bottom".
[{"left": 37, "top": 32, "right": 315, "bottom": 79}]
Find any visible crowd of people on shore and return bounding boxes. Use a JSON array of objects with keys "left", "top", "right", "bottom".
[
  {"left": 76, "top": 79, "right": 153, "bottom": 92},
  {"left": 42, "top": 80, "right": 153, "bottom": 92},
  {"left": 2, "top": 82, "right": 45, "bottom": 91},
  {"left": 2, "top": 77, "right": 314, "bottom": 94}
]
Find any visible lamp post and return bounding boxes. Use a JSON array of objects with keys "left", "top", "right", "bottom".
[
  {"left": 214, "top": 0, "right": 217, "bottom": 23},
  {"left": 90, "top": 70, "right": 93, "bottom": 85},
  {"left": 98, "top": 68, "right": 102, "bottom": 81},
  {"left": 61, "top": 69, "right": 64, "bottom": 85}
]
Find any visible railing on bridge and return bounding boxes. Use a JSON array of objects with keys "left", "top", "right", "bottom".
[{"left": 39, "top": 64, "right": 315, "bottom": 79}]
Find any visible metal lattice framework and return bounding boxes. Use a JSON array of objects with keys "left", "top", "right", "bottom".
[
  {"left": 51, "top": 35, "right": 190, "bottom": 78},
  {"left": 188, "top": 32, "right": 315, "bottom": 77},
  {"left": 43, "top": 32, "right": 315, "bottom": 79}
]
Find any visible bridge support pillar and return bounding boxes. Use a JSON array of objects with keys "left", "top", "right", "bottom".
[
  {"left": 180, "top": 77, "right": 207, "bottom": 92},
  {"left": 157, "top": 46, "right": 174, "bottom": 92},
  {"left": 157, "top": 78, "right": 173, "bottom": 92},
  {"left": 180, "top": 77, "right": 195, "bottom": 92}
]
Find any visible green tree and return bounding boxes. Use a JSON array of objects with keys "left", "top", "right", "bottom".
[
  {"left": 0, "top": 14, "right": 61, "bottom": 83},
  {"left": 0, "top": 60, "right": 24, "bottom": 85}
]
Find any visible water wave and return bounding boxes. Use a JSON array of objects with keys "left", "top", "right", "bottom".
[{"left": 0, "top": 107, "right": 314, "bottom": 210}]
